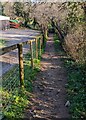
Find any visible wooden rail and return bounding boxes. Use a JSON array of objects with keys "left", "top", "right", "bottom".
[{"left": 0, "top": 35, "right": 42, "bottom": 88}]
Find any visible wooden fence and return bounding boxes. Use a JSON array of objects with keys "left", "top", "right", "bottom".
[{"left": 0, "top": 35, "right": 43, "bottom": 88}]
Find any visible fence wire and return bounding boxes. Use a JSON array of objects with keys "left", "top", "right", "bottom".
[{"left": 0, "top": 38, "right": 42, "bottom": 119}]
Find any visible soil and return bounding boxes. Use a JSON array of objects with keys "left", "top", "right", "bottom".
[{"left": 25, "top": 34, "right": 70, "bottom": 119}]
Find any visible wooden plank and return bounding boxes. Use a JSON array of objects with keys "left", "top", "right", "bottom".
[
  {"left": 0, "top": 44, "right": 17, "bottom": 55},
  {"left": 36, "top": 35, "right": 42, "bottom": 40},
  {"left": 0, "top": 39, "right": 36, "bottom": 55},
  {"left": 30, "top": 41, "right": 34, "bottom": 69},
  {"left": 17, "top": 43, "right": 24, "bottom": 88},
  {"left": 39, "top": 38, "right": 42, "bottom": 57},
  {"left": 0, "top": 37, "right": 40, "bottom": 56},
  {"left": 24, "top": 39, "right": 36, "bottom": 44}
]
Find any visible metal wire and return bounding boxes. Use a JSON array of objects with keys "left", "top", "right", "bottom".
[{"left": 1, "top": 39, "right": 41, "bottom": 117}]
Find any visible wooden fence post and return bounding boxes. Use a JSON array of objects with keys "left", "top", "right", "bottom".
[
  {"left": 30, "top": 41, "right": 34, "bottom": 69},
  {"left": 41, "top": 36, "right": 43, "bottom": 49},
  {"left": 18, "top": 43, "right": 24, "bottom": 88},
  {"left": 39, "top": 38, "right": 42, "bottom": 57},
  {"left": 35, "top": 38, "right": 38, "bottom": 59}
]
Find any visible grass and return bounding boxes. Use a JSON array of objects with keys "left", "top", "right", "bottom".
[
  {"left": 1, "top": 58, "right": 40, "bottom": 120},
  {"left": 53, "top": 34, "right": 65, "bottom": 55},
  {"left": 0, "top": 39, "right": 6, "bottom": 48},
  {"left": 54, "top": 33, "right": 86, "bottom": 119},
  {"left": 1, "top": 41, "right": 42, "bottom": 119},
  {"left": 64, "top": 60, "right": 86, "bottom": 119}
]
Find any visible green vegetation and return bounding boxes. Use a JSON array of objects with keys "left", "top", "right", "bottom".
[
  {"left": 64, "top": 60, "right": 86, "bottom": 119},
  {"left": 54, "top": 34, "right": 65, "bottom": 55},
  {"left": 63, "top": 2, "right": 86, "bottom": 64},
  {"left": 42, "top": 36, "right": 47, "bottom": 52},
  {"left": 0, "top": 39, "right": 6, "bottom": 48},
  {"left": 54, "top": 34, "right": 86, "bottom": 119},
  {"left": 1, "top": 51, "right": 41, "bottom": 119},
  {"left": 1, "top": 37, "right": 44, "bottom": 119}
]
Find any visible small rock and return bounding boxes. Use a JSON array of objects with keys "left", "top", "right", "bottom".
[
  {"left": 58, "top": 79, "right": 62, "bottom": 81},
  {"left": 58, "top": 89, "right": 60, "bottom": 92},
  {"left": 39, "top": 87, "right": 44, "bottom": 91},
  {"left": 50, "top": 67, "right": 55, "bottom": 69},
  {"left": 42, "top": 92, "right": 45, "bottom": 95},
  {"left": 29, "top": 110, "right": 36, "bottom": 116},
  {"left": 57, "top": 89, "right": 60, "bottom": 94},
  {"left": 65, "top": 84, "right": 68, "bottom": 87},
  {"left": 33, "top": 114, "right": 42, "bottom": 118},
  {"left": 65, "top": 101, "right": 70, "bottom": 107},
  {"left": 42, "top": 77, "right": 45, "bottom": 80},
  {"left": 33, "top": 110, "right": 37, "bottom": 113}
]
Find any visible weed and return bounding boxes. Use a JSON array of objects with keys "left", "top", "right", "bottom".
[
  {"left": 0, "top": 39, "right": 6, "bottom": 48},
  {"left": 1, "top": 51, "right": 41, "bottom": 119},
  {"left": 54, "top": 34, "right": 64, "bottom": 55},
  {"left": 54, "top": 33, "right": 86, "bottom": 119},
  {"left": 64, "top": 59, "right": 86, "bottom": 119}
]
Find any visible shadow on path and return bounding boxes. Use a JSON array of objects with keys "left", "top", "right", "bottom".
[{"left": 25, "top": 34, "right": 70, "bottom": 119}]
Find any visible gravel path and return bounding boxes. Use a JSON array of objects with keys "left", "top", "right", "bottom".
[{"left": 25, "top": 34, "right": 70, "bottom": 119}]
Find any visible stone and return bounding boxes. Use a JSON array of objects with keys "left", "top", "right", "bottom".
[{"left": 65, "top": 101, "right": 70, "bottom": 107}]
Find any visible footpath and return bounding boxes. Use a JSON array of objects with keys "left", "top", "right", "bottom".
[{"left": 25, "top": 34, "right": 70, "bottom": 119}]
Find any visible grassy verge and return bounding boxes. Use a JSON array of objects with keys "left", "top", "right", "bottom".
[
  {"left": 54, "top": 34, "right": 65, "bottom": 55},
  {"left": 1, "top": 57, "right": 40, "bottom": 120},
  {"left": 64, "top": 60, "right": 86, "bottom": 119},
  {"left": 41, "top": 36, "right": 47, "bottom": 53},
  {"left": 54, "top": 33, "right": 86, "bottom": 119},
  {"left": 0, "top": 39, "right": 6, "bottom": 48},
  {"left": 1, "top": 42, "right": 43, "bottom": 119}
]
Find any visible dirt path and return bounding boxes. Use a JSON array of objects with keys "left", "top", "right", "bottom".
[{"left": 25, "top": 34, "right": 70, "bottom": 119}]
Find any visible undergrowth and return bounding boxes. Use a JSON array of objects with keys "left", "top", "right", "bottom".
[
  {"left": 0, "top": 39, "right": 6, "bottom": 48},
  {"left": 64, "top": 60, "right": 86, "bottom": 119},
  {"left": 54, "top": 34, "right": 65, "bottom": 55},
  {"left": 54, "top": 33, "right": 86, "bottom": 119},
  {"left": 1, "top": 47, "right": 42, "bottom": 119}
]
